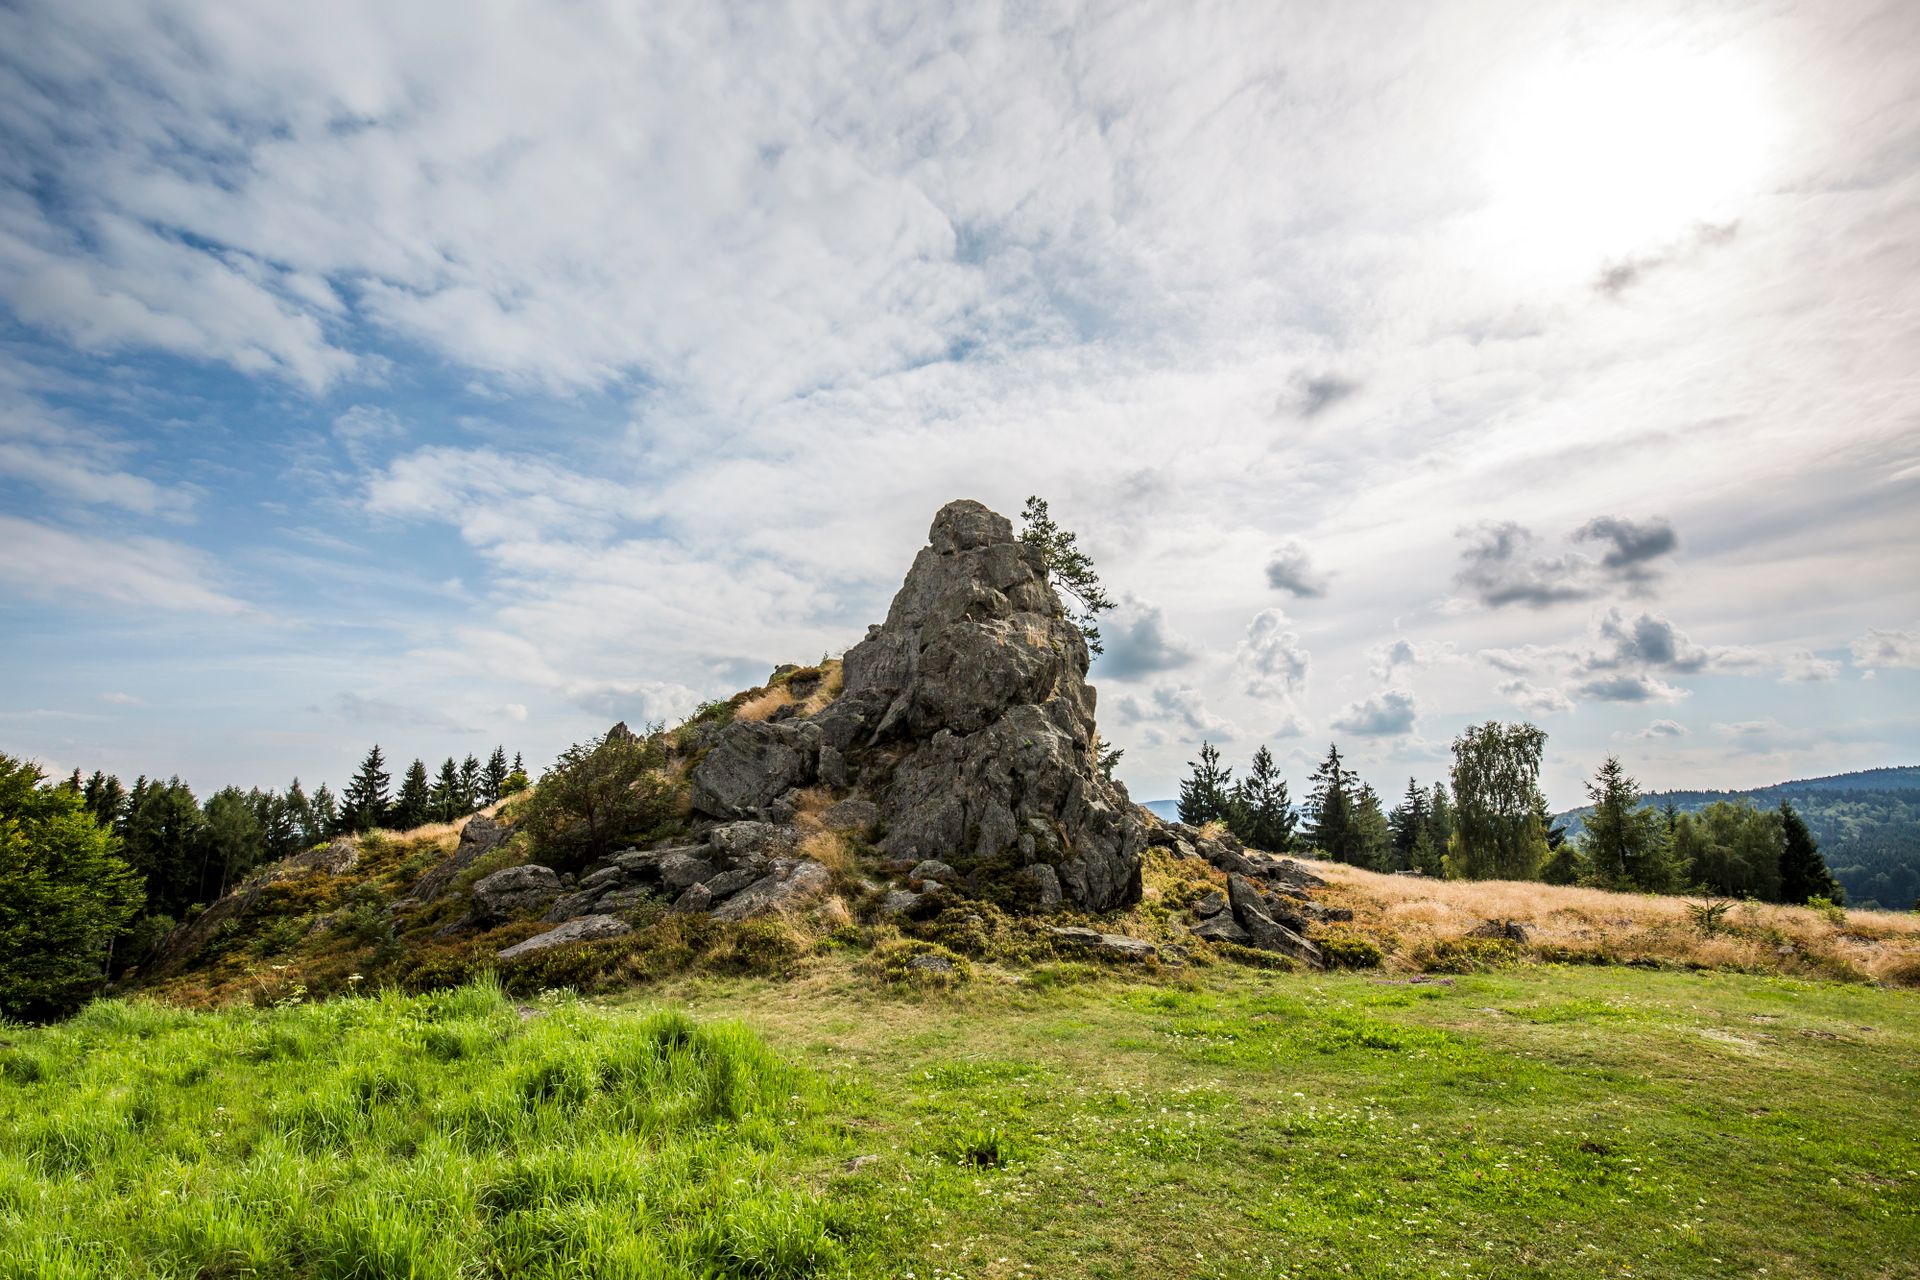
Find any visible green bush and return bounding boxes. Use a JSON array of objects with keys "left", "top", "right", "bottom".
[
  {"left": 1317, "top": 932, "right": 1385, "bottom": 970},
  {"left": 520, "top": 728, "right": 683, "bottom": 872}
]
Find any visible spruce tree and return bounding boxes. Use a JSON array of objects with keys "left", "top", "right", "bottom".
[
  {"left": 310, "top": 784, "right": 340, "bottom": 839},
  {"left": 341, "top": 745, "right": 392, "bottom": 832},
  {"left": 1232, "top": 745, "right": 1296, "bottom": 851},
  {"left": 284, "top": 779, "right": 316, "bottom": 847},
  {"left": 1350, "top": 783, "right": 1392, "bottom": 870},
  {"left": 483, "top": 747, "right": 510, "bottom": 804},
  {"left": 1388, "top": 778, "right": 1429, "bottom": 870},
  {"left": 1577, "top": 755, "right": 1673, "bottom": 890},
  {"left": 1177, "top": 741, "right": 1233, "bottom": 826},
  {"left": 1304, "top": 743, "right": 1362, "bottom": 862},
  {"left": 394, "top": 759, "right": 432, "bottom": 830},
  {"left": 1777, "top": 801, "right": 1841, "bottom": 905},
  {"left": 458, "top": 755, "right": 483, "bottom": 813},
  {"left": 430, "top": 758, "right": 462, "bottom": 822}
]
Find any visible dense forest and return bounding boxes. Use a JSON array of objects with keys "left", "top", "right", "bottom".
[
  {"left": 1557, "top": 767, "right": 1920, "bottom": 910},
  {"left": 1, "top": 744, "right": 529, "bottom": 1014}
]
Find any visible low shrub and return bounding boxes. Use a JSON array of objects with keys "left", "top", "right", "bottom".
[{"left": 1316, "top": 932, "right": 1385, "bottom": 970}]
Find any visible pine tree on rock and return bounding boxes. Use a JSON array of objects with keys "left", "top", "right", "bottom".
[
  {"left": 341, "top": 745, "right": 392, "bottom": 833},
  {"left": 393, "top": 759, "right": 432, "bottom": 830},
  {"left": 483, "top": 747, "right": 509, "bottom": 804},
  {"left": 1177, "top": 741, "right": 1233, "bottom": 826},
  {"left": 1018, "top": 495, "right": 1115, "bottom": 654},
  {"left": 1777, "top": 801, "right": 1842, "bottom": 905}
]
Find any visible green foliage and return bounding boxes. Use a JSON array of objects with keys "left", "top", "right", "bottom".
[
  {"left": 1577, "top": 755, "right": 1678, "bottom": 891},
  {"left": 393, "top": 758, "right": 432, "bottom": 830},
  {"left": 1317, "top": 932, "right": 1385, "bottom": 969},
  {"left": 1778, "top": 801, "right": 1842, "bottom": 906},
  {"left": 0, "top": 755, "right": 144, "bottom": 1019},
  {"left": 1686, "top": 898, "right": 1737, "bottom": 936},
  {"left": 1446, "top": 721, "right": 1550, "bottom": 881},
  {"left": 1305, "top": 742, "right": 1370, "bottom": 865},
  {"left": 341, "top": 744, "right": 392, "bottom": 833},
  {"left": 522, "top": 728, "right": 679, "bottom": 872},
  {"left": 1674, "top": 801, "right": 1784, "bottom": 901},
  {"left": 1176, "top": 740, "right": 1232, "bottom": 826},
  {"left": 1019, "top": 495, "right": 1114, "bottom": 654},
  {"left": 1228, "top": 744, "right": 1296, "bottom": 852}
]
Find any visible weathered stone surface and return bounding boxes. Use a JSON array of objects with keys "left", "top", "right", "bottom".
[
  {"left": 1191, "top": 913, "right": 1251, "bottom": 944},
  {"left": 1018, "top": 863, "right": 1063, "bottom": 909},
  {"left": 907, "top": 953, "right": 955, "bottom": 976},
  {"left": 791, "top": 500, "right": 1145, "bottom": 913},
  {"left": 1191, "top": 889, "right": 1228, "bottom": 919},
  {"left": 289, "top": 838, "right": 359, "bottom": 877},
  {"left": 821, "top": 797, "right": 880, "bottom": 832},
  {"left": 708, "top": 859, "right": 831, "bottom": 921},
  {"left": 689, "top": 721, "right": 820, "bottom": 818},
  {"left": 702, "top": 867, "right": 763, "bottom": 899},
  {"left": 408, "top": 815, "right": 511, "bottom": 905},
  {"left": 472, "top": 865, "right": 562, "bottom": 920},
  {"left": 1227, "top": 874, "right": 1323, "bottom": 967},
  {"left": 910, "top": 858, "right": 960, "bottom": 885},
  {"left": 657, "top": 851, "right": 717, "bottom": 891},
  {"left": 497, "top": 914, "right": 630, "bottom": 960},
  {"left": 1047, "top": 926, "right": 1168, "bottom": 963},
  {"left": 879, "top": 889, "right": 922, "bottom": 916},
  {"left": 671, "top": 883, "right": 714, "bottom": 914},
  {"left": 705, "top": 822, "right": 792, "bottom": 870}
]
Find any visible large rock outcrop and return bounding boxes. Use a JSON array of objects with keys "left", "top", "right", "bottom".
[{"left": 687, "top": 499, "right": 1145, "bottom": 912}]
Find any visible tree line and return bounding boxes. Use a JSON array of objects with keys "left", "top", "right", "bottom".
[
  {"left": 1176, "top": 721, "right": 1843, "bottom": 905},
  {"left": 0, "top": 743, "right": 529, "bottom": 1018}
]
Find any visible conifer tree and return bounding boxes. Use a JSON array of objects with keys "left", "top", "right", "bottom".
[
  {"left": 1019, "top": 496, "right": 1115, "bottom": 654},
  {"left": 1231, "top": 745, "right": 1296, "bottom": 851},
  {"left": 1304, "top": 743, "right": 1363, "bottom": 862},
  {"left": 1177, "top": 741, "right": 1233, "bottom": 826},
  {"left": 82, "top": 770, "right": 126, "bottom": 829},
  {"left": 483, "top": 746, "right": 510, "bottom": 804},
  {"left": 394, "top": 759, "right": 432, "bottom": 830},
  {"left": 201, "top": 787, "right": 265, "bottom": 899},
  {"left": 1777, "top": 801, "right": 1842, "bottom": 905},
  {"left": 285, "top": 779, "right": 317, "bottom": 847},
  {"left": 429, "top": 758, "right": 462, "bottom": 823},
  {"left": 1350, "top": 783, "right": 1392, "bottom": 869},
  {"left": 457, "top": 755, "right": 482, "bottom": 812},
  {"left": 310, "top": 784, "right": 340, "bottom": 839},
  {"left": 1577, "top": 755, "right": 1673, "bottom": 890},
  {"left": 121, "top": 778, "right": 205, "bottom": 917},
  {"left": 341, "top": 745, "right": 392, "bottom": 832},
  {"left": 1388, "top": 778, "right": 1429, "bottom": 870}
]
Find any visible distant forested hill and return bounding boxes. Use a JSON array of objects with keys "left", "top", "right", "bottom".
[{"left": 1559, "top": 767, "right": 1920, "bottom": 910}]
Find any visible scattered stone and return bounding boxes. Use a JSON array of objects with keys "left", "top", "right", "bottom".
[
  {"left": 472, "top": 865, "right": 562, "bottom": 920},
  {"left": 703, "top": 867, "right": 764, "bottom": 899},
  {"left": 407, "top": 815, "right": 511, "bottom": 904},
  {"left": 1227, "top": 874, "right": 1324, "bottom": 967},
  {"left": 1047, "top": 926, "right": 1169, "bottom": 963},
  {"left": 907, "top": 953, "right": 956, "bottom": 977},
  {"left": 497, "top": 913, "right": 631, "bottom": 960},
  {"left": 657, "top": 850, "right": 717, "bottom": 890},
  {"left": 671, "top": 883, "right": 715, "bottom": 914},
  {"left": 1190, "top": 914, "right": 1251, "bottom": 945},
  {"left": 879, "top": 889, "right": 922, "bottom": 916},
  {"left": 1191, "top": 889, "right": 1228, "bottom": 919},
  {"left": 708, "top": 859, "right": 832, "bottom": 922},
  {"left": 910, "top": 858, "right": 960, "bottom": 885},
  {"left": 1467, "top": 919, "right": 1530, "bottom": 944}
]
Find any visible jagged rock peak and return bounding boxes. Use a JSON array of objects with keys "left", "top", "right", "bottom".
[{"left": 687, "top": 497, "right": 1145, "bottom": 912}]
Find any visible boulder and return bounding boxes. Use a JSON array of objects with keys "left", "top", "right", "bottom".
[
  {"left": 408, "top": 814, "right": 512, "bottom": 904},
  {"left": 821, "top": 797, "right": 880, "bottom": 832},
  {"left": 671, "top": 884, "right": 715, "bottom": 914},
  {"left": 689, "top": 720, "right": 819, "bottom": 818},
  {"left": 472, "top": 865, "right": 562, "bottom": 920},
  {"left": 1228, "top": 874, "right": 1324, "bottom": 967},
  {"left": 1018, "top": 863, "right": 1063, "bottom": 909},
  {"left": 1191, "top": 889, "right": 1228, "bottom": 919},
  {"left": 878, "top": 889, "right": 922, "bottom": 916},
  {"left": 1191, "top": 913, "right": 1251, "bottom": 944},
  {"left": 702, "top": 867, "right": 764, "bottom": 900},
  {"left": 657, "top": 851, "right": 717, "bottom": 890},
  {"left": 708, "top": 859, "right": 832, "bottom": 922},
  {"left": 497, "top": 914, "right": 631, "bottom": 960},
  {"left": 1467, "top": 919, "right": 1530, "bottom": 944},
  {"left": 910, "top": 858, "right": 960, "bottom": 885},
  {"left": 705, "top": 822, "right": 793, "bottom": 870},
  {"left": 907, "top": 953, "right": 956, "bottom": 977},
  {"left": 1046, "top": 926, "right": 1171, "bottom": 963}
]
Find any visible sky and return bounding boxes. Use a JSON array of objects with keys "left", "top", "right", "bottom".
[{"left": 1, "top": 0, "right": 1917, "bottom": 811}]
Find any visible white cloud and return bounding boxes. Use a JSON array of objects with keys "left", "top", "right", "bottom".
[
  {"left": 1850, "top": 626, "right": 1920, "bottom": 673},
  {"left": 0, "top": 515, "right": 252, "bottom": 616},
  {"left": 1779, "top": 650, "right": 1841, "bottom": 683},
  {"left": 1330, "top": 688, "right": 1418, "bottom": 737},
  {"left": 1497, "top": 679, "right": 1574, "bottom": 715},
  {"left": 1095, "top": 594, "right": 1201, "bottom": 680},
  {"left": 1235, "top": 608, "right": 1311, "bottom": 699},
  {"left": 1265, "top": 540, "right": 1330, "bottom": 598}
]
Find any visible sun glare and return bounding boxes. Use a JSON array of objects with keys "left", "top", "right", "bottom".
[{"left": 1481, "top": 42, "right": 1776, "bottom": 277}]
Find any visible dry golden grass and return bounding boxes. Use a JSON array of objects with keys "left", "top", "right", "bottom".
[
  {"left": 1313, "top": 860, "right": 1920, "bottom": 985},
  {"left": 734, "top": 686, "right": 797, "bottom": 722}
]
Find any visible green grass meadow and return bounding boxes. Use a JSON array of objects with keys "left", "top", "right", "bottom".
[{"left": 2, "top": 964, "right": 1916, "bottom": 1278}]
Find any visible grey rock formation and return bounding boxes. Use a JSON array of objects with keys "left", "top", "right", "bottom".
[
  {"left": 472, "top": 865, "right": 562, "bottom": 920},
  {"left": 708, "top": 859, "right": 831, "bottom": 922},
  {"left": 821, "top": 797, "right": 880, "bottom": 832},
  {"left": 1018, "top": 863, "right": 1063, "bottom": 909},
  {"left": 1190, "top": 913, "right": 1251, "bottom": 944},
  {"left": 497, "top": 914, "right": 631, "bottom": 960},
  {"left": 692, "top": 499, "right": 1144, "bottom": 912},
  {"left": 1227, "top": 874, "right": 1323, "bottom": 967},
  {"left": 1047, "top": 926, "right": 1183, "bottom": 964}
]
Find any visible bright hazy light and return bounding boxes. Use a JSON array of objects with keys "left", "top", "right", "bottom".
[{"left": 1481, "top": 43, "right": 1776, "bottom": 276}]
